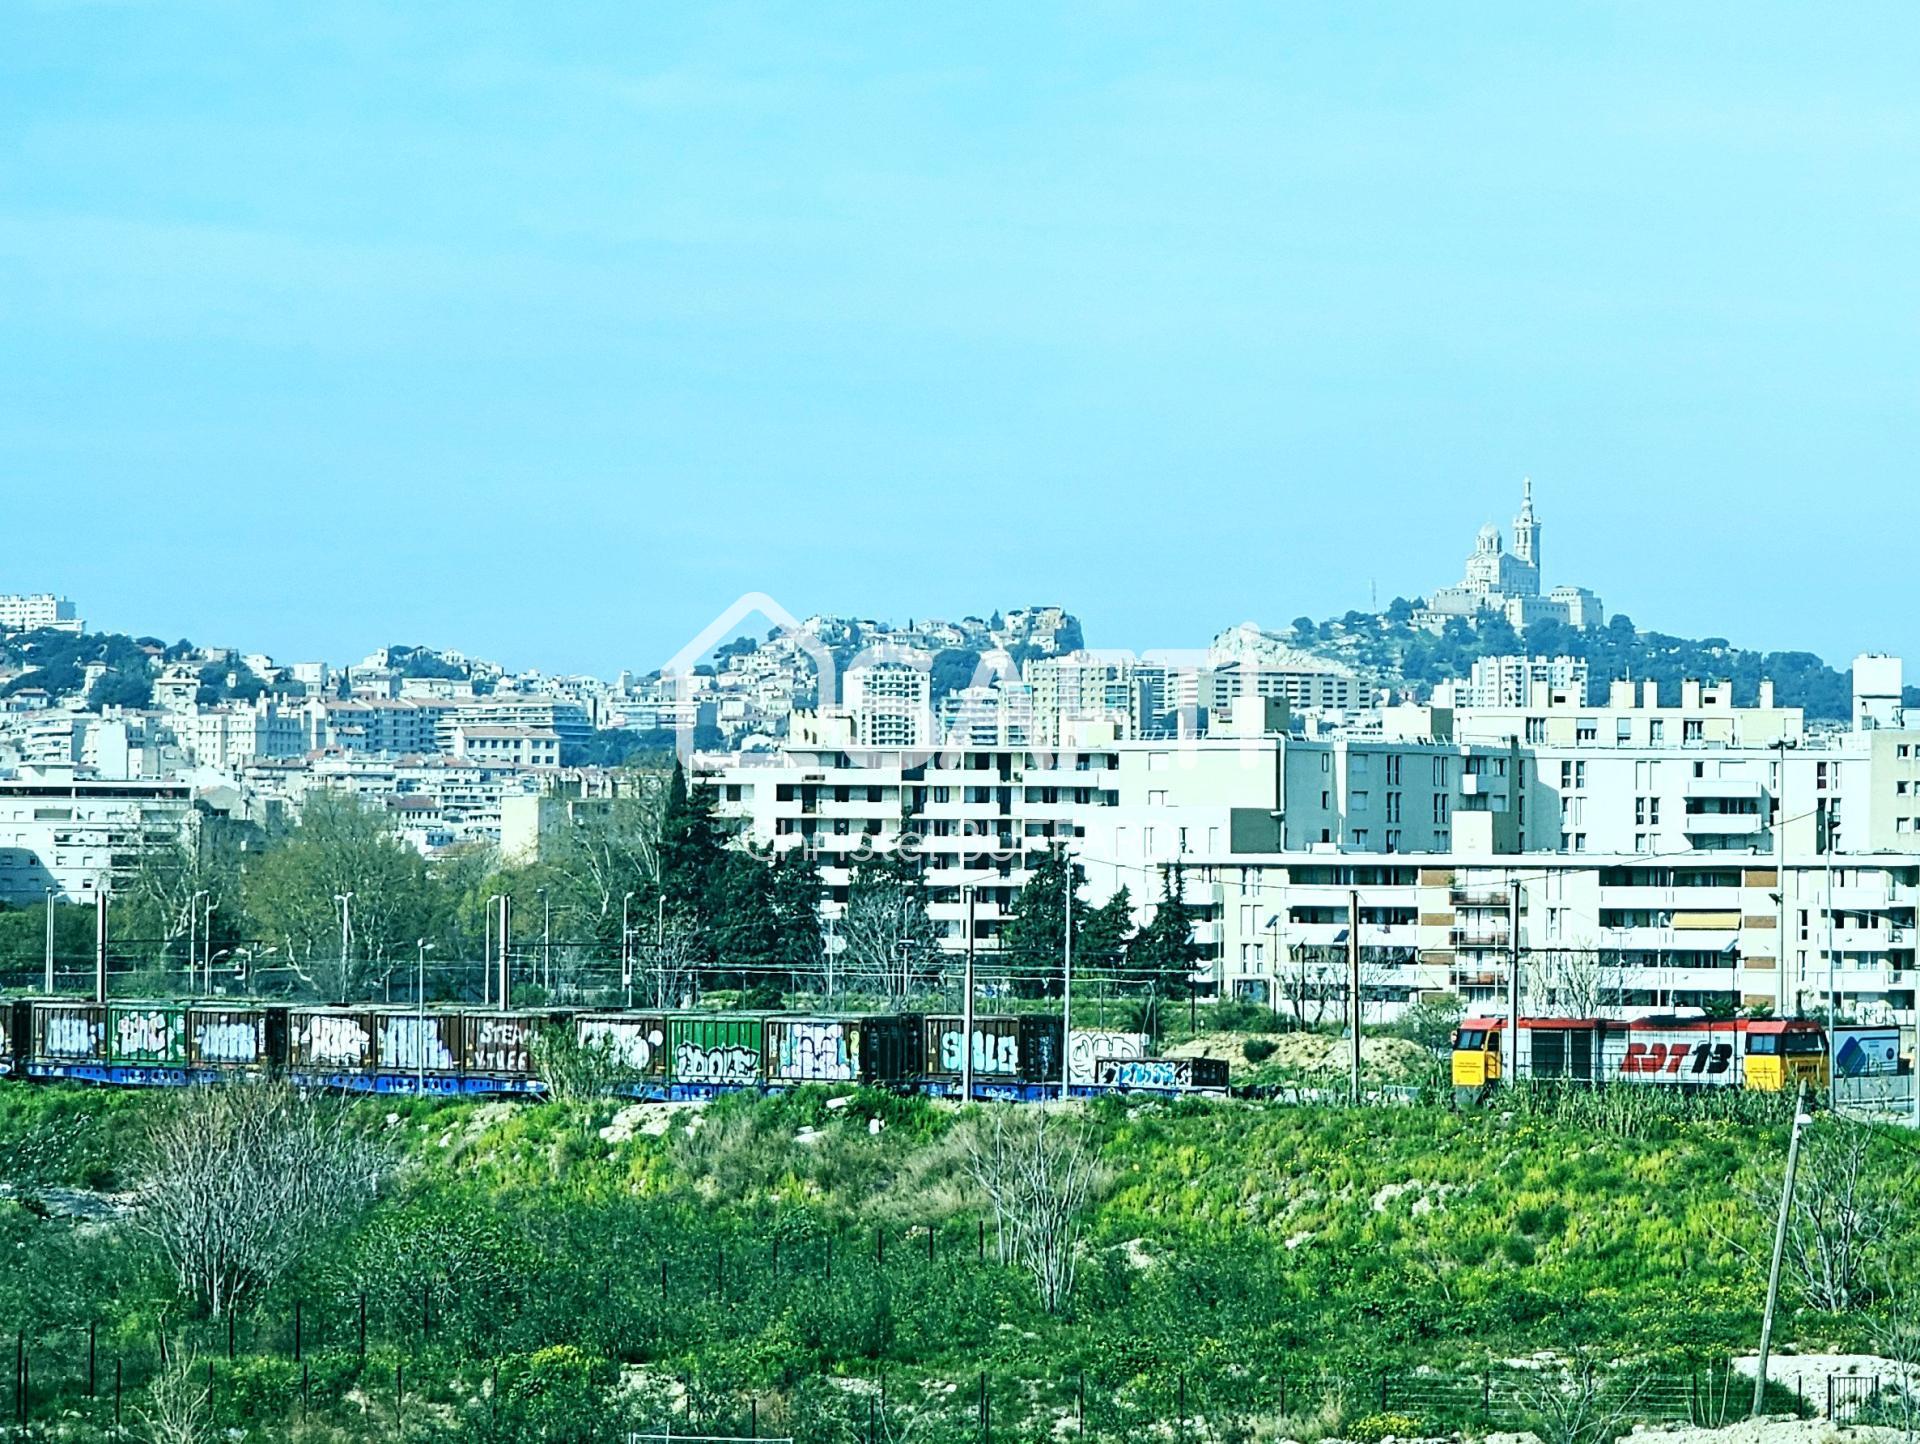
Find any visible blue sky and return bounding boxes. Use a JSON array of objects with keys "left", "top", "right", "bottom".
[{"left": 4, "top": 2, "right": 1917, "bottom": 676}]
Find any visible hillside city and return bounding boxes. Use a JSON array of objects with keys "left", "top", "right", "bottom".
[{"left": 4, "top": 482, "right": 1918, "bottom": 1035}]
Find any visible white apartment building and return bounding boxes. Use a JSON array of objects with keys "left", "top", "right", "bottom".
[
  {"left": 938, "top": 683, "right": 1035, "bottom": 747},
  {"left": 448, "top": 724, "right": 561, "bottom": 770},
  {"left": 1209, "top": 658, "right": 1365, "bottom": 715},
  {"left": 173, "top": 700, "right": 309, "bottom": 771},
  {"left": 0, "top": 593, "right": 84, "bottom": 634},
  {"left": 1453, "top": 655, "right": 1590, "bottom": 709},
  {"left": 437, "top": 697, "right": 591, "bottom": 753},
  {"left": 843, "top": 660, "right": 934, "bottom": 748},
  {"left": 1025, "top": 651, "right": 1142, "bottom": 742},
  {"left": 706, "top": 661, "right": 1920, "bottom": 1027},
  {"left": 0, "top": 765, "right": 197, "bottom": 904}
]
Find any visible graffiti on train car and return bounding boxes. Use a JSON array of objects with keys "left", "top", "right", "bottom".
[
  {"left": 772, "top": 1021, "right": 858, "bottom": 1081},
  {"left": 192, "top": 1019, "right": 262, "bottom": 1064},
  {"left": 466, "top": 1018, "right": 530, "bottom": 1074},
  {"left": 675, "top": 1042, "right": 759, "bottom": 1084},
  {"left": 579, "top": 1019, "right": 665, "bottom": 1073},
  {"left": 42, "top": 1013, "right": 102, "bottom": 1058},
  {"left": 114, "top": 1008, "right": 182, "bottom": 1061},
  {"left": 1068, "top": 1030, "right": 1145, "bottom": 1086},
  {"left": 299, "top": 1015, "right": 372, "bottom": 1068},
  {"left": 936, "top": 1026, "right": 1019, "bottom": 1075},
  {"left": 1096, "top": 1058, "right": 1183, "bottom": 1089},
  {"left": 379, "top": 1017, "right": 457, "bottom": 1072}
]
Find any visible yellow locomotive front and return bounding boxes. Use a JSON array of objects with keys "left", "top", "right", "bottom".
[{"left": 1742, "top": 1020, "right": 1829, "bottom": 1092}]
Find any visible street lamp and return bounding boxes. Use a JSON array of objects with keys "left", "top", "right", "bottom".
[
  {"left": 537, "top": 886, "right": 552, "bottom": 995},
  {"left": 621, "top": 891, "right": 636, "bottom": 1008},
  {"left": 333, "top": 893, "right": 354, "bottom": 1002},
  {"left": 43, "top": 885, "right": 55, "bottom": 994},
  {"left": 484, "top": 893, "right": 505, "bottom": 1007},
  {"left": 202, "top": 898, "right": 219, "bottom": 994},
  {"left": 189, "top": 888, "right": 209, "bottom": 992},
  {"left": 416, "top": 940, "right": 435, "bottom": 1095}
]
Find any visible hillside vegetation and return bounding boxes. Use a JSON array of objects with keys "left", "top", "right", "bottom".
[{"left": 0, "top": 1082, "right": 1915, "bottom": 1443}]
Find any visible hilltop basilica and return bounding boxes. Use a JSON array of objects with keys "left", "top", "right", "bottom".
[{"left": 1417, "top": 479, "right": 1605, "bottom": 631}]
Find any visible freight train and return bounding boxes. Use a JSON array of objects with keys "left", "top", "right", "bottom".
[
  {"left": 0, "top": 997, "right": 1230, "bottom": 1101},
  {"left": 1450, "top": 1014, "right": 1830, "bottom": 1101}
]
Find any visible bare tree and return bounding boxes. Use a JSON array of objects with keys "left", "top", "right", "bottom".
[
  {"left": 644, "top": 909, "right": 704, "bottom": 1010},
  {"left": 962, "top": 1107, "right": 1106, "bottom": 1314},
  {"left": 1873, "top": 1266, "right": 1920, "bottom": 1441},
  {"left": 840, "top": 873, "right": 941, "bottom": 1006},
  {"left": 1510, "top": 1354, "right": 1651, "bottom": 1444},
  {"left": 1776, "top": 1116, "right": 1904, "bottom": 1313},
  {"left": 136, "top": 1348, "right": 213, "bottom": 1444},
  {"left": 1525, "top": 947, "right": 1616, "bottom": 1017},
  {"left": 129, "top": 1081, "right": 390, "bottom": 1319}
]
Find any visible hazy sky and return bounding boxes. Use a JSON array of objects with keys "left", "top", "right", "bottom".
[{"left": 5, "top": 3, "right": 1917, "bottom": 676}]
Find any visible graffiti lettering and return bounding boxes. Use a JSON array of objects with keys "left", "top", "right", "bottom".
[
  {"left": 579, "top": 1020, "right": 664, "bottom": 1073},
  {"left": 777, "top": 1022, "right": 858, "bottom": 1082},
  {"left": 300, "top": 1015, "right": 371, "bottom": 1067},
  {"left": 674, "top": 1042, "right": 759, "bottom": 1085},
  {"left": 1069, "top": 1030, "right": 1146, "bottom": 1086},
  {"left": 937, "top": 1028, "right": 1019, "bottom": 1076},
  {"left": 192, "top": 1020, "right": 261, "bottom": 1064},
  {"left": 114, "top": 1009, "right": 179, "bottom": 1060},
  {"left": 1097, "top": 1058, "right": 1184, "bottom": 1090},
  {"left": 43, "top": 1014, "right": 102, "bottom": 1058},
  {"left": 468, "top": 1020, "right": 529, "bottom": 1074},
  {"left": 378, "top": 1017, "right": 456, "bottom": 1072}
]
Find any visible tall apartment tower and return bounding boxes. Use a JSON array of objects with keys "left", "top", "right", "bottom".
[{"left": 1511, "top": 477, "right": 1539, "bottom": 569}]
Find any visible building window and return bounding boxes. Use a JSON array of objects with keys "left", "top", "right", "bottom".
[
  {"left": 1352, "top": 829, "right": 1369, "bottom": 847},
  {"left": 1526, "top": 718, "right": 1547, "bottom": 743},
  {"left": 1616, "top": 718, "right": 1633, "bottom": 743},
  {"left": 1650, "top": 720, "right": 1665, "bottom": 742}
]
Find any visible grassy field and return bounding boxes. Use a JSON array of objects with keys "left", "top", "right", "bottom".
[{"left": 0, "top": 1079, "right": 1913, "bottom": 1443}]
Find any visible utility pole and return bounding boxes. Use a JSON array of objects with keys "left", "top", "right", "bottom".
[
  {"left": 203, "top": 897, "right": 218, "bottom": 993},
  {"left": 415, "top": 940, "right": 432, "bottom": 1094},
  {"left": 93, "top": 890, "right": 108, "bottom": 1003},
  {"left": 496, "top": 893, "right": 512, "bottom": 1009},
  {"left": 962, "top": 884, "right": 976, "bottom": 1103},
  {"left": 483, "top": 899, "right": 495, "bottom": 1007},
  {"left": 1753, "top": 1082, "right": 1811, "bottom": 1417},
  {"left": 43, "top": 886, "right": 54, "bottom": 994},
  {"left": 1506, "top": 875, "right": 1523, "bottom": 1086},
  {"left": 333, "top": 893, "right": 353, "bottom": 1004},
  {"left": 1771, "top": 746, "right": 1790, "bottom": 1018},
  {"left": 621, "top": 891, "right": 636, "bottom": 1008},
  {"left": 538, "top": 888, "right": 552, "bottom": 995},
  {"left": 1347, "top": 888, "right": 1362, "bottom": 1106},
  {"left": 1062, "top": 857, "right": 1074, "bottom": 1102}
]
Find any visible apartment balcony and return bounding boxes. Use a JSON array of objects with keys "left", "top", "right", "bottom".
[
  {"left": 1684, "top": 777, "right": 1768, "bottom": 801},
  {"left": 1827, "top": 882, "right": 1920, "bottom": 912},
  {"left": 1448, "top": 886, "right": 1512, "bottom": 908},
  {"left": 1824, "top": 925, "right": 1911, "bottom": 953},
  {"left": 1682, "top": 811, "right": 1765, "bottom": 836},
  {"left": 1827, "top": 965, "right": 1910, "bottom": 993},
  {"left": 1449, "top": 926, "right": 1512, "bottom": 950},
  {"left": 1599, "top": 926, "right": 1739, "bottom": 952}
]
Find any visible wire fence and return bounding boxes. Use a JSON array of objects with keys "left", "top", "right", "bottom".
[{"left": 3, "top": 1308, "right": 1841, "bottom": 1443}]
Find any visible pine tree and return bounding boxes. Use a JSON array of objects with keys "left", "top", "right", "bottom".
[
  {"left": 1000, "top": 845, "right": 1090, "bottom": 999},
  {"left": 658, "top": 759, "right": 727, "bottom": 915},
  {"left": 769, "top": 845, "right": 825, "bottom": 989},
  {"left": 1079, "top": 886, "right": 1135, "bottom": 973},
  {"left": 1129, "top": 862, "right": 1201, "bottom": 1005},
  {"left": 706, "top": 851, "right": 781, "bottom": 992}
]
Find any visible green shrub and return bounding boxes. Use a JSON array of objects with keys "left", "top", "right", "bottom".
[
  {"left": 1243, "top": 1037, "right": 1278, "bottom": 1064},
  {"left": 1346, "top": 1410, "right": 1426, "bottom": 1442}
]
